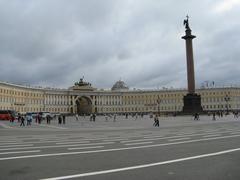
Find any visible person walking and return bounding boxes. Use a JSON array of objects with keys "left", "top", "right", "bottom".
[
  {"left": 194, "top": 113, "right": 199, "bottom": 121},
  {"left": 46, "top": 115, "right": 51, "bottom": 124},
  {"left": 62, "top": 115, "right": 66, "bottom": 124},
  {"left": 90, "top": 114, "right": 93, "bottom": 121},
  {"left": 92, "top": 114, "right": 96, "bottom": 122},
  {"left": 58, "top": 115, "right": 62, "bottom": 124},
  {"left": 153, "top": 115, "right": 159, "bottom": 127},
  {"left": 20, "top": 115, "right": 25, "bottom": 127},
  {"left": 105, "top": 114, "right": 108, "bottom": 122},
  {"left": 75, "top": 114, "right": 79, "bottom": 121},
  {"left": 156, "top": 116, "right": 159, "bottom": 127},
  {"left": 26, "top": 114, "right": 32, "bottom": 126},
  {"left": 17, "top": 113, "right": 21, "bottom": 123},
  {"left": 153, "top": 115, "right": 157, "bottom": 127},
  {"left": 212, "top": 112, "right": 216, "bottom": 121}
]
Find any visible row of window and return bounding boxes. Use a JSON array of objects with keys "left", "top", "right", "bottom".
[
  {"left": 0, "top": 106, "right": 69, "bottom": 113},
  {"left": 96, "top": 97, "right": 233, "bottom": 106},
  {"left": 98, "top": 104, "right": 234, "bottom": 113},
  {"left": 0, "top": 89, "right": 43, "bottom": 97},
  {"left": 0, "top": 89, "right": 69, "bottom": 100},
  {"left": 95, "top": 96, "right": 235, "bottom": 106},
  {"left": 95, "top": 91, "right": 233, "bottom": 100},
  {"left": 203, "top": 104, "right": 231, "bottom": 110},
  {"left": 97, "top": 106, "right": 182, "bottom": 112},
  {"left": 200, "top": 91, "right": 230, "bottom": 96},
  {"left": 123, "top": 94, "right": 184, "bottom": 99},
  {"left": 202, "top": 97, "right": 233, "bottom": 102},
  {"left": 0, "top": 96, "right": 70, "bottom": 105}
]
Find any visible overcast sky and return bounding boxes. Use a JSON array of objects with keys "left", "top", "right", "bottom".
[{"left": 0, "top": 0, "right": 240, "bottom": 89}]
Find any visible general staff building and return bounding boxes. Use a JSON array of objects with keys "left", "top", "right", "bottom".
[{"left": 0, "top": 79, "right": 239, "bottom": 115}]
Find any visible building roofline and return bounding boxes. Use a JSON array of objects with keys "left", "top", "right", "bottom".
[{"left": 1, "top": 80, "right": 240, "bottom": 93}]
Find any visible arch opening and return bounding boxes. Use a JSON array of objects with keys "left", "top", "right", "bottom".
[{"left": 76, "top": 96, "right": 92, "bottom": 115}]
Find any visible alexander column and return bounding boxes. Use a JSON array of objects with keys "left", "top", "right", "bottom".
[{"left": 182, "top": 16, "right": 203, "bottom": 113}]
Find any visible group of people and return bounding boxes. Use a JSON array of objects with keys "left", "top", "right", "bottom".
[
  {"left": 16, "top": 113, "right": 63, "bottom": 126},
  {"left": 18, "top": 113, "right": 33, "bottom": 126},
  {"left": 58, "top": 114, "right": 66, "bottom": 124},
  {"left": 90, "top": 114, "right": 96, "bottom": 121},
  {"left": 193, "top": 113, "right": 200, "bottom": 120},
  {"left": 193, "top": 111, "right": 239, "bottom": 121}
]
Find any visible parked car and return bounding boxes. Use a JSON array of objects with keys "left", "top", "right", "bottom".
[{"left": 39, "top": 112, "right": 54, "bottom": 119}]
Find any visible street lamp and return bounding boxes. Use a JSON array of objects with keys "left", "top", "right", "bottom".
[{"left": 224, "top": 94, "right": 230, "bottom": 114}]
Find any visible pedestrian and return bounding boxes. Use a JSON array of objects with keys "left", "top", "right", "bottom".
[
  {"left": 212, "top": 112, "right": 216, "bottom": 121},
  {"left": 153, "top": 115, "right": 157, "bottom": 126},
  {"left": 135, "top": 114, "right": 138, "bottom": 120},
  {"left": 92, "top": 114, "right": 96, "bottom": 122},
  {"left": 105, "top": 114, "right": 108, "bottom": 122},
  {"left": 37, "top": 113, "right": 42, "bottom": 124},
  {"left": 75, "top": 114, "right": 79, "bottom": 121},
  {"left": 20, "top": 115, "right": 25, "bottom": 126},
  {"left": 26, "top": 114, "right": 32, "bottom": 126},
  {"left": 58, "top": 115, "right": 62, "bottom": 124},
  {"left": 153, "top": 115, "right": 159, "bottom": 127},
  {"left": 46, "top": 115, "right": 51, "bottom": 124},
  {"left": 35, "top": 113, "right": 39, "bottom": 123},
  {"left": 194, "top": 113, "right": 199, "bottom": 120},
  {"left": 156, "top": 116, "right": 159, "bottom": 127},
  {"left": 17, "top": 113, "right": 21, "bottom": 123},
  {"left": 62, "top": 115, "right": 66, "bottom": 124},
  {"left": 113, "top": 114, "right": 116, "bottom": 122}
]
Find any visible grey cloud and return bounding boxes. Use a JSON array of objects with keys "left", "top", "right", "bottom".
[{"left": 0, "top": 0, "right": 239, "bottom": 89}]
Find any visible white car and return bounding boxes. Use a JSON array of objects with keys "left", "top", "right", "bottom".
[{"left": 39, "top": 112, "right": 53, "bottom": 119}]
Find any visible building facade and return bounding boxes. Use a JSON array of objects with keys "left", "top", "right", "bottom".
[{"left": 0, "top": 79, "right": 239, "bottom": 115}]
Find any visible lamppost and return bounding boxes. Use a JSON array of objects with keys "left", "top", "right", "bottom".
[{"left": 224, "top": 94, "right": 230, "bottom": 114}]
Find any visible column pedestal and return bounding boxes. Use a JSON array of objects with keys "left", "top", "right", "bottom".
[{"left": 182, "top": 93, "right": 203, "bottom": 114}]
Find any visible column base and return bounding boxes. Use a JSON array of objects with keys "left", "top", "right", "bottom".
[{"left": 182, "top": 93, "right": 203, "bottom": 114}]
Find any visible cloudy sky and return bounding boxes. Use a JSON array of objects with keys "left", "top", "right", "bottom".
[{"left": 0, "top": 0, "right": 240, "bottom": 89}]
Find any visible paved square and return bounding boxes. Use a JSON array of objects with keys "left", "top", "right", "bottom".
[{"left": 1, "top": 115, "right": 240, "bottom": 180}]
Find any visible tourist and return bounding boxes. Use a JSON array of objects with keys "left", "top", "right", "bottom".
[
  {"left": 26, "top": 114, "right": 32, "bottom": 126},
  {"left": 58, "top": 115, "right": 62, "bottom": 124},
  {"left": 46, "top": 115, "right": 51, "bottom": 124},
  {"left": 92, "top": 114, "right": 96, "bottom": 122},
  {"left": 153, "top": 115, "right": 159, "bottom": 127},
  {"left": 20, "top": 115, "right": 25, "bottom": 126},
  {"left": 62, "top": 115, "right": 66, "bottom": 124},
  {"left": 156, "top": 116, "right": 159, "bottom": 127},
  {"left": 212, "top": 112, "right": 216, "bottom": 121},
  {"left": 105, "top": 114, "right": 108, "bottom": 122},
  {"left": 75, "top": 114, "right": 79, "bottom": 121},
  {"left": 194, "top": 113, "right": 199, "bottom": 120}
]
